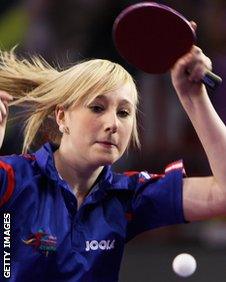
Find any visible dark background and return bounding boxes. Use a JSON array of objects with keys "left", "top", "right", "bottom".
[{"left": 1, "top": 1, "right": 226, "bottom": 281}]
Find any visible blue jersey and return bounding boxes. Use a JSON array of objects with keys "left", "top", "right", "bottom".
[{"left": 0, "top": 143, "right": 186, "bottom": 282}]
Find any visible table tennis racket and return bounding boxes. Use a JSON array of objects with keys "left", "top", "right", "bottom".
[{"left": 113, "top": 2, "right": 222, "bottom": 90}]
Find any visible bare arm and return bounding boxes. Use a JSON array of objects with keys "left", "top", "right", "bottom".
[
  {"left": 183, "top": 177, "right": 225, "bottom": 221},
  {"left": 0, "top": 91, "right": 13, "bottom": 149},
  {"left": 171, "top": 46, "right": 226, "bottom": 222}
]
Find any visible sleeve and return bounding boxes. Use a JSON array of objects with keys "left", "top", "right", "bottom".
[
  {"left": 126, "top": 160, "right": 186, "bottom": 242},
  {"left": 0, "top": 159, "right": 16, "bottom": 209}
]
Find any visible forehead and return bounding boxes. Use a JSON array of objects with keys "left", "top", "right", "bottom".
[{"left": 92, "top": 83, "right": 135, "bottom": 106}]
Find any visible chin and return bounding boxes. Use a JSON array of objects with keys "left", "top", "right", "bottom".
[
  {"left": 93, "top": 155, "right": 118, "bottom": 166},
  {"left": 90, "top": 148, "right": 122, "bottom": 166},
  {"left": 98, "top": 158, "right": 116, "bottom": 166}
]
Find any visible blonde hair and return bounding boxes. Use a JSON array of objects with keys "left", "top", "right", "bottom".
[{"left": 0, "top": 49, "right": 140, "bottom": 153}]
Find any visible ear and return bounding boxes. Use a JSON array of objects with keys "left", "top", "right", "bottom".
[{"left": 55, "top": 105, "right": 66, "bottom": 127}]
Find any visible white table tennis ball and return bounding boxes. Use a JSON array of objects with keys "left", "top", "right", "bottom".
[{"left": 172, "top": 253, "right": 197, "bottom": 277}]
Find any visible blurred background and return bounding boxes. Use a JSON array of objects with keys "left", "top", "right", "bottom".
[{"left": 0, "top": 0, "right": 226, "bottom": 281}]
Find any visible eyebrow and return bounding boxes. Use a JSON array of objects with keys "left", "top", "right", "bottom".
[{"left": 93, "top": 94, "right": 134, "bottom": 107}]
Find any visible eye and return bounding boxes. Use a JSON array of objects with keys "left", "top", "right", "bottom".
[
  {"left": 117, "top": 109, "right": 130, "bottom": 118},
  {"left": 89, "top": 105, "right": 104, "bottom": 113}
]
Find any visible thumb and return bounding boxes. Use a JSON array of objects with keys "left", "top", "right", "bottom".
[{"left": 190, "top": 21, "right": 197, "bottom": 32}]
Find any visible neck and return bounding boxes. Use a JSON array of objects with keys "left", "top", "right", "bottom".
[{"left": 53, "top": 148, "right": 104, "bottom": 198}]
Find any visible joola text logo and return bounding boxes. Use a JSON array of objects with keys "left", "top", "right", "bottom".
[{"left": 85, "top": 240, "right": 115, "bottom": 251}]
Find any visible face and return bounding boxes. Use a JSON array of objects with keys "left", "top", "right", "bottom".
[{"left": 57, "top": 83, "right": 135, "bottom": 168}]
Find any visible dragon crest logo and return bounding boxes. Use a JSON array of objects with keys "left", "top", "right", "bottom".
[{"left": 22, "top": 229, "right": 57, "bottom": 257}]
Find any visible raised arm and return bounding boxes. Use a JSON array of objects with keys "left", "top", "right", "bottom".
[
  {"left": 0, "top": 91, "right": 13, "bottom": 149},
  {"left": 171, "top": 46, "right": 226, "bottom": 222}
]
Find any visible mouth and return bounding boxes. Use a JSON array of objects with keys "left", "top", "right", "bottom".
[{"left": 96, "top": 141, "right": 117, "bottom": 148}]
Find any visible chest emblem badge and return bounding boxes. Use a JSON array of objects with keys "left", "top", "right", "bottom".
[{"left": 22, "top": 229, "right": 57, "bottom": 257}]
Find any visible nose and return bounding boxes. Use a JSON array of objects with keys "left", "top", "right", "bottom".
[{"left": 104, "top": 111, "right": 118, "bottom": 134}]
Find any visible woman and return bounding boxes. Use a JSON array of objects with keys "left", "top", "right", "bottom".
[{"left": 0, "top": 45, "right": 225, "bottom": 282}]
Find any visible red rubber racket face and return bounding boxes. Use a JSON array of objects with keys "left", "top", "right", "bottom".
[{"left": 113, "top": 2, "right": 196, "bottom": 74}]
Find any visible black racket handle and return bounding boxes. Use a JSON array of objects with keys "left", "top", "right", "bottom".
[{"left": 201, "top": 71, "right": 222, "bottom": 91}]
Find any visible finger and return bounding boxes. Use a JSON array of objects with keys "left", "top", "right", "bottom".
[
  {"left": 185, "top": 46, "right": 210, "bottom": 68},
  {"left": 0, "top": 100, "right": 8, "bottom": 117},
  {"left": 191, "top": 46, "right": 212, "bottom": 67},
  {"left": 202, "top": 55, "right": 212, "bottom": 71},
  {"left": 172, "top": 52, "right": 193, "bottom": 74},
  {"left": 189, "top": 55, "right": 212, "bottom": 79},
  {"left": 0, "top": 91, "right": 13, "bottom": 101},
  {"left": 172, "top": 45, "right": 198, "bottom": 70},
  {"left": 172, "top": 45, "right": 207, "bottom": 75},
  {"left": 191, "top": 46, "right": 203, "bottom": 56},
  {"left": 0, "top": 111, "right": 3, "bottom": 124},
  {"left": 188, "top": 63, "right": 206, "bottom": 82},
  {"left": 190, "top": 21, "right": 197, "bottom": 32}
]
